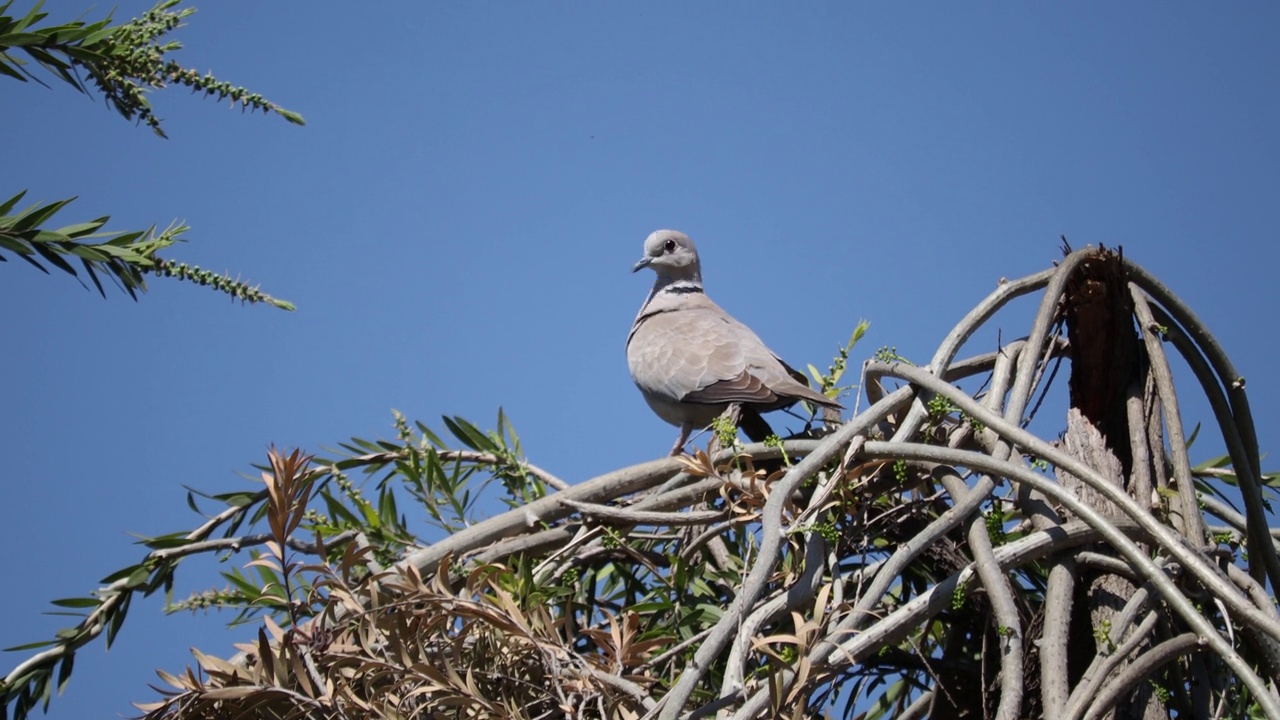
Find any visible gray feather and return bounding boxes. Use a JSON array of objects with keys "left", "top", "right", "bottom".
[{"left": 627, "top": 229, "right": 841, "bottom": 454}]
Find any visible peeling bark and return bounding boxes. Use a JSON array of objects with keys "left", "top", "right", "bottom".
[{"left": 1057, "top": 247, "right": 1166, "bottom": 720}]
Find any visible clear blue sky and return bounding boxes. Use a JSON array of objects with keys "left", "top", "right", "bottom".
[{"left": 3, "top": 2, "right": 1278, "bottom": 716}]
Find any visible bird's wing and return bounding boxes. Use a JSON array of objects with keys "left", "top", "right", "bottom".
[{"left": 631, "top": 299, "right": 838, "bottom": 410}]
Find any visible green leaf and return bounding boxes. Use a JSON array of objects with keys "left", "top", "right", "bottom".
[
  {"left": 88, "top": 242, "right": 140, "bottom": 260},
  {"left": 100, "top": 564, "right": 142, "bottom": 584},
  {"left": 807, "top": 363, "right": 823, "bottom": 386},
  {"left": 218, "top": 490, "right": 263, "bottom": 507},
  {"left": 124, "top": 566, "right": 150, "bottom": 588},
  {"left": 0, "top": 233, "right": 34, "bottom": 254},
  {"left": 80, "top": 24, "right": 117, "bottom": 47},
  {"left": 59, "top": 44, "right": 104, "bottom": 64},
  {"left": 379, "top": 484, "right": 401, "bottom": 529},
  {"left": 276, "top": 108, "right": 307, "bottom": 126},
  {"left": 13, "top": 3, "right": 49, "bottom": 34},
  {"left": 185, "top": 489, "right": 201, "bottom": 515},
  {"left": 3, "top": 638, "right": 60, "bottom": 652},
  {"left": 1185, "top": 422, "right": 1201, "bottom": 449},
  {"left": 81, "top": 257, "right": 104, "bottom": 297},
  {"left": 322, "top": 492, "right": 362, "bottom": 527},
  {"left": 222, "top": 570, "right": 262, "bottom": 598},
  {"left": 54, "top": 219, "right": 107, "bottom": 237},
  {"left": 441, "top": 416, "right": 481, "bottom": 451},
  {"left": 103, "top": 230, "right": 146, "bottom": 246},
  {"left": 1194, "top": 454, "right": 1233, "bottom": 472},
  {"left": 55, "top": 652, "right": 75, "bottom": 693},
  {"left": 358, "top": 495, "right": 381, "bottom": 528},
  {"left": 31, "top": 240, "right": 78, "bottom": 276},
  {"left": 11, "top": 197, "right": 72, "bottom": 231},
  {"left": 30, "top": 229, "right": 72, "bottom": 244},
  {"left": 0, "top": 31, "right": 47, "bottom": 46},
  {"left": 139, "top": 534, "right": 194, "bottom": 550},
  {"left": 416, "top": 420, "right": 446, "bottom": 447},
  {"left": 0, "top": 57, "right": 29, "bottom": 82},
  {"left": 65, "top": 244, "right": 108, "bottom": 261},
  {"left": 50, "top": 597, "right": 99, "bottom": 609},
  {"left": 443, "top": 415, "right": 496, "bottom": 452},
  {"left": 106, "top": 593, "right": 130, "bottom": 646}
]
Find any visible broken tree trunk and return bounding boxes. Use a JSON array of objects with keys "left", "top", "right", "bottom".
[{"left": 1057, "top": 246, "right": 1170, "bottom": 720}]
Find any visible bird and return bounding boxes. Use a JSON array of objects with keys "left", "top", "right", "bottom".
[{"left": 627, "top": 229, "right": 842, "bottom": 456}]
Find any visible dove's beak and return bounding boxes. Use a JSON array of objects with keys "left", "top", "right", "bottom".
[{"left": 632, "top": 257, "right": 652, "bottom": 273}]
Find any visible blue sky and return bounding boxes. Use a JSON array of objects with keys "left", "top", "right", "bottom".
[{"left": 3, "top": 2, "right": 1279, "bottom": 716}]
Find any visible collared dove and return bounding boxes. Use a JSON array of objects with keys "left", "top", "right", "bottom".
[{"left": 627, "top": 229, "right": 841, "bottom": 456}]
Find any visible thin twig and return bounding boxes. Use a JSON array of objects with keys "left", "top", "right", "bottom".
[
  {"left": 873, "top": 361, "right": 1280, "bottom": 646},
  {"left": 1081, "top": 633, "right": 1202, "bottom": 720},
  {"left": 654, "top": 388, "right": 914, "bottom": 720},
  {"left": 558, "top": 499, "right": 727, "bottom": 526}
]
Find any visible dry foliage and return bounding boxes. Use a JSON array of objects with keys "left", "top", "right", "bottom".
[
  {"left": 6, "top": 246, "right": 1278, "bottom": 720},
  {"left": 137, "top": 247, "right": 1280, "bottom": 720}
]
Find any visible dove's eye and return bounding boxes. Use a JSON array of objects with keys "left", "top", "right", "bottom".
[{"left": 663, "top": 238, "right": 677, "bottom": 253}]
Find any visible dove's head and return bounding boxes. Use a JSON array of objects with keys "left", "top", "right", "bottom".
[{"left": 632, "top": 230, "right": 701, "bottom": 281}]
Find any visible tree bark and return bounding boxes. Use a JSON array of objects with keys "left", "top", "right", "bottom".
[{"left": 1056, "top": 247, "right": 1167, "bottom": 720}]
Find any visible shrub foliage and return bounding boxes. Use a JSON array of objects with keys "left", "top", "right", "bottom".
[{"left": 7, "top": 247, "right": 1277, "bottom": 719}]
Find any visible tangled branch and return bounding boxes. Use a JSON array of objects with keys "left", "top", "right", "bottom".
[{"left": 6, "top": 248, "right": 1278, "bottom": 720}]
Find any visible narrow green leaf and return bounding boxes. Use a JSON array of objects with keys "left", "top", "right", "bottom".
[
  {"left": 0, "top": 233, "right": 34, "bottom": 254},
  {"left": 139, "top": 534, "right": 193, "bottom": 550},
  {"left": 276, "top": 108, "right": 307, "bottom": 126},
  {"left": 322, "top": 492, "right": 362, "bottom": 526},
  {"left": 39, "top": 667, "right": 54, "bottom": 709},
  {"left": 215, "top": 490, "right": 262, "bottom": 507},
  {"left": 21, "top": 43, "right": 66, "bottom": 70},
  {"left": 13, "top": 2, "right": 49, "bottom": 34},
  {"left": 0, "top": 32, "right": 47, "bottom": 46},
  {"left": 124, "top": 566, "right": 150, "bottom": 588},
  {"left": 357, "top": 496, "right": 381, "bottom": 528},
  {"left": 446, "top": 415, "right": 497, "bottom": 452},
  {"left": 221, "top": 570, "right": 262, "bottom": 598},
  {"left": 55, "top": 652, "right": 75, "bottom": 693},
  {"left": 1185, "top": 422, "right": 1201, "bottom": 449},
  {"left": 46, "top": 23, "right": 92, "bottom": 44},
  {"left": 100, "top": 564, "right": 142, "bottom": 584},
  {"left": 253, "top": 562, "right": 282, "bottom": 590},
  {"left": 80, "top": 257, "right": 104, "bottom": 297},
  {"left": 50, "top": 597, "right": 99, "bottom": 609},
  {"left": 417, "top": 421, "right": 446, "bottom": 447},
  {"left": 13, "top": 249, "right": 48, "bottom": 273},
  {"left": 31, "top": 240, "right": 78, "bottom": 276},
  {"left": 0, "top": 57, "right": 29, "bottom": 82},
  {"left": 4, "top": 638, "right": 60, "bottom": 652},
  {"left": 105, "top": 592, "right": 130, "bottom": 647},
  {"left": 0, "top": 190, "right": 26, "bottom": 215},
  {"left": 59, "top": 45, "right": 104, "bottom": 64},
  {"left": 22, "top": 44, "right": 71, "bottom": 73},
  {"left": 441, "top": 416, "right": 481, "bottom": 451},
  {"left": 89, "top": 243, "right": 144, "bottom": 259},
  {"left": 54, "top": 219, "right": 107, "bottom": 237},
  {"left": 0, "top": 1, "right": 16, "bottom": 27},
  {"left": 1194, "top": 454, "right": 1233, "bottom": 471},
  {"left": 807, "top": 363, "right": 823, "bottom": 385},
  {"left": 31, "top": 229, "right": 71, "bottom": 244},
  {"left": 11, "top": 197, "right": 72, "bottom": 231},
  {"left": 104, "top": 230, "right": 145, "bottom": 246},
  {"left": 80, "top": 24, "right": 117, "bottom": 47}
]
